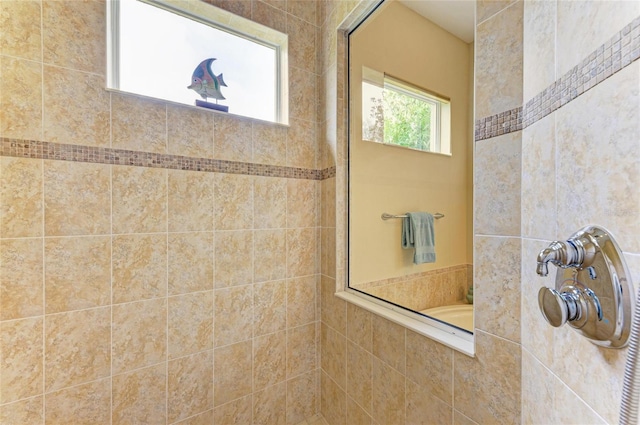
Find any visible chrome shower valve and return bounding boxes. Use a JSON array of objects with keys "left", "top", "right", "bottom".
[{"left": 535, "top": 225, "right": 633, "bottom": 348}]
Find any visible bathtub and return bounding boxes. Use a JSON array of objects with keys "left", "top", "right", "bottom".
[{"left": 420, "top": 304, "right": 474, "bottom": 332}]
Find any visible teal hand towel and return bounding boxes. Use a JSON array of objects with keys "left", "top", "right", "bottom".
[{"left": 401, "top": 212, "right": 436, "bottom": 264}]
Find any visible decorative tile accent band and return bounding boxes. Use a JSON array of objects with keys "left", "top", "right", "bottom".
[
  {"left": 0, "top": 137, "right": 336, "bottom": 181},
  {"left": 474, "top": 107, "right": 523, "bottom": 141},
  {"left": 476, "top": 14, "right": 640, "bottom": 141}
]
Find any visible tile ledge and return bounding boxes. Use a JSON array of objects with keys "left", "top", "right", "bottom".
[{"left": 335, "top": 289, "right": 475, "bottom": 357}]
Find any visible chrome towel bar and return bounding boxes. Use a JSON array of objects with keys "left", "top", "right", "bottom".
[{"left": 381, "top": 212, "right": 444, "bottom": 220}]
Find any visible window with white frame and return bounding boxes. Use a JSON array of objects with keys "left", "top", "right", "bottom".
[
  {"left": 107, "top": 0, "right": 288, "bottom": 124},
  {"left": 362, "top": 67, "right": 450, "bottom": 155}
]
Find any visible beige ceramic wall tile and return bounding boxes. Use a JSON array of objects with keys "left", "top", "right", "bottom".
[
  {"left": 405, "top": 379, "right": 453, "bottom": 425},
  {"left": 521, "top": 114, "right": 555, "bottom": 240},
  {"left": 474, "top": 236, "right": 521, "bottom": 342},
  {"left": 213, "top": 114, "right": 253, "bottom": 162},
  {"left": 111, "top": 93, "right": 167, "bottom": 153},
  {"left": 261, "top": 0, "right": 286, "bottom": 12},
  {"left": 0, "top": 157, "right": 43, "bottom": 238},
  {"left": 253, "top": 121, "right": 287, "bottom": 166},
  {"left": 0, "top": 396, "right": 43, "bottom": 425},
  {"left": 405, "top": 330, "right": 453, "bottom": 405},
  {"left": 214, "top": 285, "right": 253, "bottom": 346},
  {"left": 474, "top": 131, "right": 521, "bottom": 236},
  {"left": 475, "top": 0, "right": 523, "bottom": 119},
  {"left": 0, "top": 57, "right": 43, "bottom": 140},
  {"left": 286, "top": 275, "right": 316, "bottom": 328},
  {"left": 254, "top": 280, "right": 286, "bottom": 336},
  {"left": 214, "top": 340, "right": 252, "bottom": 407},
  {"left": 168, "top": 350, "right": 214, "bottom": 423},
  {"left": 45, "top": 307, "right": 111, "bottom": 392},
  {"left": 290, "top": 67, "right": 317, "bottom": 123},
  {"left": 346, "top": 341, "right": 372, "bottom": 415},
  {"left": 287, "top": 228, "right": 317, "bottom": 277},
  {"left": 551, "top": 312, "right": 627, "bottom": 423},
  {"left": 168, "top": 170, "right": 214, "bottom": 232},
  {"left": 346, "top": 397, "right": 371, "bottom": 425},
  {"left": 553, "top": 373, "right": 608, "bottom": 425},
  {"left": 288, "top": 323, "right": 317, "bottom": 379},
  {"left": 287, "top": 179, "right": 317, "bottom": 228},
  {"left": 320, "top": 372, "right": 346, "bottom": 425},
  {"left": 43, "top": 65, "right": 110, "bottom": 147},
  {"left": 523, "top": 0, "right": 555, "bottom": 100},
  {"left": 112, "top": 165, "right": 167, "bottom": 234},
  {"left": 252, "top": 0, "right": 286, "bottom": 32},
  {"left": 167, "top": 104, "right": 214, "bottom": 158},
  {"left": 42, "top": 0, "right": 105, "bottom": 75},
  {"left": 44, "top": 236, "right": 111, "bottom": 314},
  {"left": 289, "top": 15, "right": 316, "bottom": 73},
  {"left": 287, "top": 118, "right": 316, "bottom": 169},
  {"left": 112, "top": 233, "right": 167, "bottom": 303},
  {"left": 0, "top": 0, "right": 42, "bottom": 60},
  {"left": 112, "top": 298, "right": 167, "bottom": 374},
  {"left": 0, "top": 238, "right": 43, "bottom": 320},
  {"left": 371, "top": 357, "right": 404, "bottom": 425},
  {"left": 453, "top": 330, "right": 521, "bottom": 424},
  {"left": 521, "top": 238, "right": 555, "bottom": 368},
  {"left": 214, "top": 230, "right": 253, "bottom": 288},
  {"left": 254, "top": 331, "right": 287, "bottom": 390},
  {"left": 254, "top": 229, "right": 287, "bottom": 283},
  {"left": 213, "top": 395, "right": 253, "bottom": 424},
  {"left": 521, "top": 349, "right": 556, "bottom": 425},
  {"left": 556, "top": 0, "right": 640, "bottom": 76},
  {"left": 371, "top": 315, "right": 405, "bottom": 374},
  {"left": 556, "top": 61, "right": 640, "bottom": 252},
  {"left": 0, "top": 317, "right": 43, "bottom": 403},
  {"left": 168, "top": 232, "right": 214, "bottom": 295},
  {"left": 254, "top": 176, "right": 287, "bottom": 229},
  {"left": 453, "top": 410, "right": 479, "bottom": 425},
  {"left": 346, "top": 303, "right": 371, "bottom": 351},
  {"left": 209, "top": 0, "right": 252, "bottom": 20},
  {"left": 476, "top": 0, "right": 519, "bottom": 25},
  {"left": 214, "top": 173, "right": 253, "bottom": 230},
  {"left": 288, "top": 0, "right": 316, "bottom": 25},
  {"left": 286, "top": 371, "right": 317, "bottom": 425},
  {"left": 320, "top": 275, "right": 346, "bottom": 334},
  {"left": 320, "top": 322, "right": 346, "bottom": 390},
  {"left": 44, "top": 378, "right": 110, "bottom": 425},
  {"left": 253, "top": 381, "right": 287, "bottom": 425},
  {"left": 168, "top": 291, "right": 214, "bottom": 359},
  {"left": 174, "top": 409, "right": 214, "bottom": 425},
  {"left": 43, "top": 160, "right": 110, "bottom": 236},
  {"left": 112, "top": 364, "right": 167, "bottom": 425}
]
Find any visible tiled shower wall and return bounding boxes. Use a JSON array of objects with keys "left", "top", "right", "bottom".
[
  {"left": 0, "top": 0, "right": 323, "bottom": 423},
  {"left": 322, "top": 1, "right": 640, "bottom": 425}
]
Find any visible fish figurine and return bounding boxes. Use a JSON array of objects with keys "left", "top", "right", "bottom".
[{"left": 187, "top": 58, "right": 227, "bottom": 101}]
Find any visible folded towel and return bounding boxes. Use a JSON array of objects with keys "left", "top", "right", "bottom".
[{"left": 401, "top": 212, "right": 436, "bottom": 264}]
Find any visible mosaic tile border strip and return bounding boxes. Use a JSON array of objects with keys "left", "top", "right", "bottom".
[
  {"left": 0, "top": 137, "right": 337, "bottom": 181},
  {"left": 475, "top": 14, "right": 640, "bottom": 141}
]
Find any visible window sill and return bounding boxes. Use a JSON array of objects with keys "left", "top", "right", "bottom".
[{"left": 335, "top": 289, "right": 475, "bottom": 357}]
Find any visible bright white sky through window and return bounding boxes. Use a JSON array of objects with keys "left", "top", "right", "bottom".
[{"left": 119, "top": 0, "right": 277, "bottom": 122}]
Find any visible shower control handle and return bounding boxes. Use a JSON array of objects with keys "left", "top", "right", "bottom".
[{"left": 538, "top": 287, "right": 582, "bottom": 327}]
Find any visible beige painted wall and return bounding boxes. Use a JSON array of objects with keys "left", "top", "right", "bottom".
[{"left": 348, "top": 1, "right": 473, "bottom": 286}]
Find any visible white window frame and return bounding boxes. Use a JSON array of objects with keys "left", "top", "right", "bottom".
[
  {"left": 107, "top": 0, "right": 289, "bottom": 125},
  {"left": 362, "top": 67, "right": 451, "bottom": 155}
]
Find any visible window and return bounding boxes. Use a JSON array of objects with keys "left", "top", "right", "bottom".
[
  {"left": 107, "top": 0, "right": 288, "bottom": 124},
  {"left": 362, "top": 67, "right": 450, "bottom": 155}
]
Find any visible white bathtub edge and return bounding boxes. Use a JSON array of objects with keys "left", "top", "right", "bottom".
[{"left": 335, "top": 291, "right": 475, "bottom": 357}]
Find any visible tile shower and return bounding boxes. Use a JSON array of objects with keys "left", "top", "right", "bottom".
[{"left": 0, "top": 0, "right": 322, "bottom": 423}]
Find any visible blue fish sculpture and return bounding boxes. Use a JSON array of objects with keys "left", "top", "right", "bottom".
[{"left": 187, "top": 58, "right": 227, "bottom": 101}]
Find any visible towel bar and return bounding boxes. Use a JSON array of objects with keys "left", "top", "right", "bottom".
[{"left": 381, "top": 212, "right": 444, "bottom": 220}]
